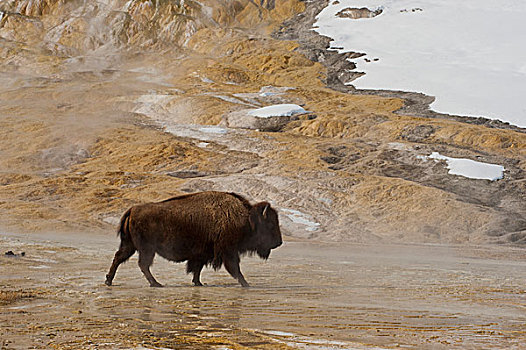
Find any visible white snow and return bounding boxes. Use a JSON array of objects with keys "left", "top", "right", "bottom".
[
  {"left": 425, "top": 152, "right": 505, "bottom": 180},
  {"left": 314, "top": 0, "right": 526, "bottom": 128},
  {"left": 248, "top": 104, "right": 306, "bottom": 118}
]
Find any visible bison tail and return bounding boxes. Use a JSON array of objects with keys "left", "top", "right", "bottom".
[{"left": 118, "top": 208, "right": 132, "bottom": 241}]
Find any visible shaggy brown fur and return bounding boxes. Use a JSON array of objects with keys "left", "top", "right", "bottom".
[{"left": 105, "top": 191, "right": 282, "bottom": 287}]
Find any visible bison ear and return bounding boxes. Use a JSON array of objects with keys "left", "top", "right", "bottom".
[
  {"left": 249, "top": 202, "right": 269, "bottom": 232},
  {"left": 262, "top": 204, "right": 269, "bottom": 218}
]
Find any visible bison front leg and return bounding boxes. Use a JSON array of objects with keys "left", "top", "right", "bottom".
[
  {"left": 138, "top": 250, "right": 163, "bottom": 287},
  {"left": 224, "top": 254, "right": 249, "bottom": 288}
]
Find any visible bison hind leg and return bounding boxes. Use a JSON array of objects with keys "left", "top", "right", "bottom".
[
  {"left": 105, "top": 241, "right": 136, "bottom": 286},
  {"left": 138, "top": 250, "right": 163, "bottom": 287},
  {"left": 187, "top": 260, "right": 205, "bottom": 286}
]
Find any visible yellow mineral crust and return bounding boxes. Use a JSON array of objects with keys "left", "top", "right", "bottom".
[{"left": 0, "top": 0, "right": 524, "bottom": 244}]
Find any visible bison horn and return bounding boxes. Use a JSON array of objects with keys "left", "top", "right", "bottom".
[{"left": 262, "top": 204, "right": 269, "bottom": 218}]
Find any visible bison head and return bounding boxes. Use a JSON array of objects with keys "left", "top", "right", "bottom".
[{"left": 249, "top": 202, "right": 282, "bottom": 259}]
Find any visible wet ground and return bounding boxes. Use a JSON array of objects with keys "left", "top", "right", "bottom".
[
  {"left": 1, "top": 232, "right": 525, "bottom": 349},
  {"left": 1, "top": 2, "right": 524, "bottom": 349}
]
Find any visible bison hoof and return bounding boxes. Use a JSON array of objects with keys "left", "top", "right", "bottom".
[
  {"left": 193, "top": 281, "right": 203, "bottom": 287},
  {"left": 105, "top": 277, "right": 112, "bottom": 286},
  {"left": 150, "top": 282, "right": 164, "bottom": 288}
]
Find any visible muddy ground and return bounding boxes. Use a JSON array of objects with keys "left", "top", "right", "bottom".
[{"left": 1, "top": 232, "right": 525, "bottom": 349}]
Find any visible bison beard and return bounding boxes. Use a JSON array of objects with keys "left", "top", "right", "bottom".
[{"left": 105, "top": 191, "right": 282, "bottom": 287}]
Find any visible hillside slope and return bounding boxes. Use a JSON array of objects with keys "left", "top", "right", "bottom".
[{"left": 0, "top": 0, "right": 524, "bottom": 244}]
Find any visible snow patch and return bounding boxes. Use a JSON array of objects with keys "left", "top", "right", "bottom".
[
  {"left": 314, "top": 0, "right": 526, "bottom": 127},
  {"left": 248, "top": 104, "right": 307, "bottom": 118},
  {"left": 425, "top": 152, "right": 505, "bottom": 180}
]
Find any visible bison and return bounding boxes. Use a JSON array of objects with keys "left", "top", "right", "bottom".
[{"left": 105, "top": 191, "right": 282, "bottom": 287}]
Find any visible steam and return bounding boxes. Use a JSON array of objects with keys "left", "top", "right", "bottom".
[{"left": 0, "top": 0, "right": 202, "bottom": 174}]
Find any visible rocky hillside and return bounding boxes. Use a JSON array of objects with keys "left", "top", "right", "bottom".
[{"left": 0, "top": 0, "right": 524, "bottom": 244}]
